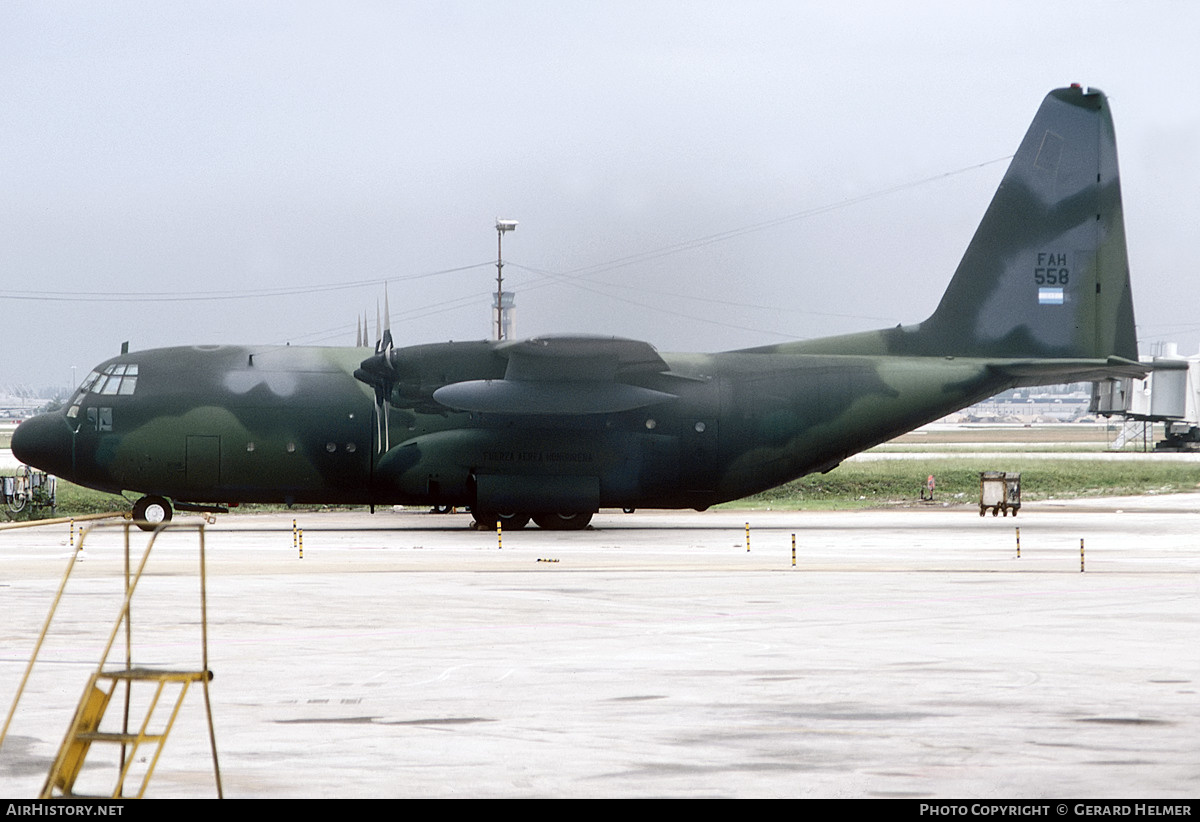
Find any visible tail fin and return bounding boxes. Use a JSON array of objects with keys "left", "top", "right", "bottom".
[
  {"left": 775, "top": 86, "right": 1138, "bottom": 365},
  {"left": 916, "top": 84, "right": 1137, "bottom": 360}
]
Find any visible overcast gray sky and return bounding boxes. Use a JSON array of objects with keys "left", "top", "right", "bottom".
[{"left": 3, "top": 1, "right": 1198, "bottom": 391}]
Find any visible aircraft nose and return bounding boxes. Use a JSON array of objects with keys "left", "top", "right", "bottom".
[{"left": 11, "top": 413, "right": 74, "bottom": 479}]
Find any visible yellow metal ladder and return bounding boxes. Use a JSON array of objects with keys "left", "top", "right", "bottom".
[{"left": 2, "top": 521, "right": 222, "bottom": 799}]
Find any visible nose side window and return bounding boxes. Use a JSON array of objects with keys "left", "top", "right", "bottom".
[{"left": 83, "top": 406, "right": 114, "bottom": 432}]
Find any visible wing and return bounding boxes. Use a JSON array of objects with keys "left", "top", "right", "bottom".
[{"left": 432, "top": 335, "right": 677, "bottom": 415}]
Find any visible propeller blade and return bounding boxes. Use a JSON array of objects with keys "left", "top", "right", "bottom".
[
  {"left": 382, "top": 286, "right": 392, "bottom": 348},
  {"left": 375, "top": 302, "right": 382, "bottom": 354},
  {"left": 355, "top": 289, "right": 399, "bottom": 453},
  {"left": 382, "top": 397, "right": 390, "bottom": 452}
]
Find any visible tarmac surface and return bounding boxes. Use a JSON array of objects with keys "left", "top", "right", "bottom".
[{"left": 1, "top": 499, "right": 1198, "bottom": 798}]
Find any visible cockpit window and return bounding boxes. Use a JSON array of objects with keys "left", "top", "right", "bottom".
[
  {"left": 80, "top": 364, "right": 138, "bottom": 396},
  {"left": 78, "top": 371, "right": 101, "bottom": 394}
]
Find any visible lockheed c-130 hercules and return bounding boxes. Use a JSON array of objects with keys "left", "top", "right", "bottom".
[{"left": 13, "top": 85, "right": 1144, "bottom": 531}]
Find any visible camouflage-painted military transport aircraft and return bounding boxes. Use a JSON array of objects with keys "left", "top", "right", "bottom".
[{"left": 13, "top": 86, "right": 1143, "bottom": 530}]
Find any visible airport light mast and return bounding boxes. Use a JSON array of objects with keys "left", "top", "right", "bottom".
[{"left": 494, "top": 218, "right": 517, "bottom": 340}]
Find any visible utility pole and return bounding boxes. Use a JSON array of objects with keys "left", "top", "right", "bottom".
[{"left": 494, "top": 219, "right": 517, "bottom": 340}]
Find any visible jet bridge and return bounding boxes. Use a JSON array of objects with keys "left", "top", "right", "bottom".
[{"left": 1092, "top": 344, "right": 1200, "bottom": 450}]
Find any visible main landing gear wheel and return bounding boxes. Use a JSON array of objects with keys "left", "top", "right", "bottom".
[
  {"left": 132, "top": 495, "right": 173, "bottom": 531},
  {"left": 472, "top": 510, "right": 530, "bottom": 530},
  {"left": 531, "top": 512, "right": 593, "bottom": 531}
]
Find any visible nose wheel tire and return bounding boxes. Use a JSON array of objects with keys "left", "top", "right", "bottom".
[{"left": 132, "top": 495, "right": 173, "bottom": 531}]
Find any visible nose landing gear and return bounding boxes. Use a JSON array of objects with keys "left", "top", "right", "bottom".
[{"left": 131, "top": 495, "right": 173, "bottom": 531}]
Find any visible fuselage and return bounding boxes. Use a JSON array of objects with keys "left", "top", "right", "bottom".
[
  {"left": 13, "top": 340, "right": 1012, "bottom": 513},
  {"left": 10, "top": 87, "right": 1142, "bottom": 525}
]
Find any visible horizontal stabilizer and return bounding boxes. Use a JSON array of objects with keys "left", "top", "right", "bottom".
[{"left": 988, "top": 356, "right": 1147, "bottom": 384}]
